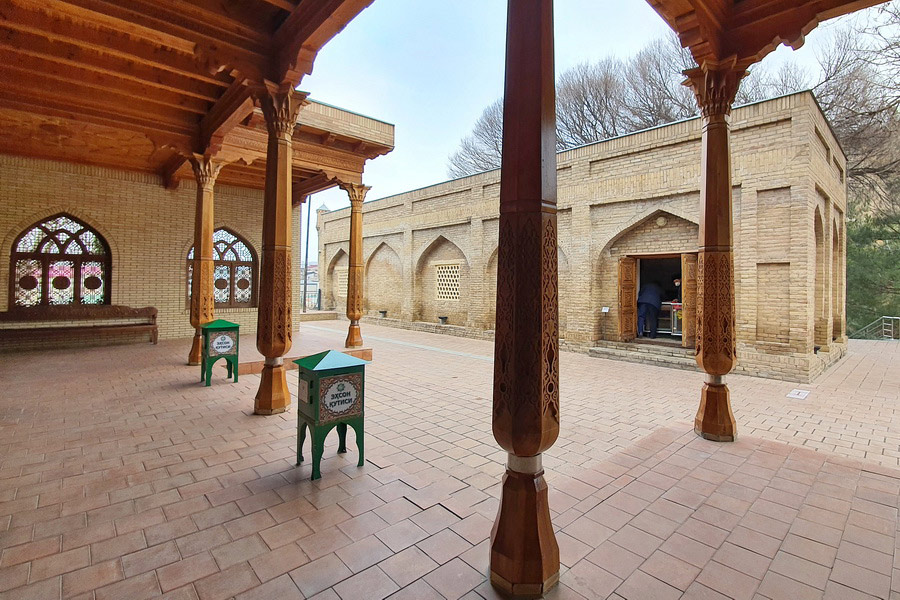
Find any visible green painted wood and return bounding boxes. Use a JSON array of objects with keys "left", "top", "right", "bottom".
[
  {"left": 294, "top": 354, "right": 366, "bottom": 480},
  {"left": 200, "top": 321, "right": 239, "bottom": 386}
]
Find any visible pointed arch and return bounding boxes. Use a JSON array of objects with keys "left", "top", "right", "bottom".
[
  {"left": 186, "top": 227, "right": 258, "bottom": 308},
  {"left": 598, "top": 209, "right": 699, "bottom": 257},
  {"left": 413, "top": 235, "right": 470, "bottom": 324},
  {"left": 326, "top": 247, "right": 349, "bottom": 310},
  {"left": 414, "top": 234, "right": 471, "bottom": 271},
  {"left": 9, "top": 213, "right": 112, "bottom": 308},
  {"left": 813, "top": 206, "right": 827, "bottom": 348},
  {"left": 365, "top": 241, "right": 402, "bottom": 316}
]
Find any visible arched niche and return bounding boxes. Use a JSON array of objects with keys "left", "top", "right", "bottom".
[
  {"left": 364, "top": 242, "right": 402, "bottom": 317},
  {"left": 326, "top": 248, "right": 349, "bottom": 311},
  {"left": 413, "top": 235, "right": 469, "bottom": 325}
]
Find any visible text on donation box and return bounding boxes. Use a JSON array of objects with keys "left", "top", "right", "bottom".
[
  {"left": 209, "top": 332, "right": 237, "bottom": 356},
  {"left": 319, "top": 374, "right": 362, "bottom": 423}
]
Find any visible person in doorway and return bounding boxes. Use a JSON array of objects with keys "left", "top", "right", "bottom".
[
  {"left": 669, "top": 274, "right": 682, "bottom": 303},
  {"left": 637, "top": 280, "right": 663, "bottom": 338}
]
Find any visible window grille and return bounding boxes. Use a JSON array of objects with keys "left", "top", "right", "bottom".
[
  {"left": 187, "top": 228, "right": 257, "bottom": 308},
  {"left": 436, "top": 263, "right": 460, "bottom": 300},
  {"left": 10, "top": 214, "right": 110, "bottom": 308}
]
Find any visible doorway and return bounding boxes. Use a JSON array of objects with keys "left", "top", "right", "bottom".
[{"left": 617, "top": 253, "right": 697, "bottom": 347}]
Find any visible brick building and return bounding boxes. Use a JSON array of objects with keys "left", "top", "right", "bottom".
[
  {"left": 0, "top": 100, "right": 394, "bottom": 351},
  {"left": 319, "top": 92, "right": 848, "bottom": 382}
]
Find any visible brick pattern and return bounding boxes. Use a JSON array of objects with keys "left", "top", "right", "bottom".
[
  {"left": 0, "top": 321, "right": 897, "bottom": 600},
  {"left": 319, "top": 92, "right": 849, "bottom": 381},
  {"left": 0, "top": 155, "right": 303, "bottom": 344}
]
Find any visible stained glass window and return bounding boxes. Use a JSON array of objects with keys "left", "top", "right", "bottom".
[
  {"left": 10, "top": 214, "right": 110, "bottom": 308},
  {"left": 187, "top": 228, "right": 257, "bottom": 308}
]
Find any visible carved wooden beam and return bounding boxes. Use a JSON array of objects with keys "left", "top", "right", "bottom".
[
  {"left": 0, "top": 3, "right": 226, "bottom": 84},
  {"left": 199, "top": 79, "right": 256, "bottom": 155},
  {"left": 259, "top": 0, "right": 298, "bottom": 11},
  {"left": 273, "top": 0, "right": 375, "bottom": 85},
  {"left": 0, "top": 28, "right": 223, "bottom": 101}
]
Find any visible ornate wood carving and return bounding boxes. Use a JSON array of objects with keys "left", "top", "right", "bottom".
[
  {"left": 490, "top": 1, "right": 560, "bottom": 596},
  {"left": 253, "top": 83, "right": 300, "bottom": 415},
  {"left": 617, "top": 256, "right": 637, "bottom": 342},
  {"left": 187, "top": 154, "right": 222, "bottom": 365},
  {"left": 685, "top": 63, "right": 742, "bottom": 442},
  {"left": 340, "top": 182, "right": 370, "bottom": 348},
  {"left": 681, "top": 253, "right": 698, "bottom": 348}
]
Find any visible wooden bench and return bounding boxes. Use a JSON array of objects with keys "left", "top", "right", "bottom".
[{"left": 0, "top": 305, "right": 158, "bottom": 347}]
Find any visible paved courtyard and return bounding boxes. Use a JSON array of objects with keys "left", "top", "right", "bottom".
[{"left": 1, "top": 321, "right": 899, "bottom": 600}]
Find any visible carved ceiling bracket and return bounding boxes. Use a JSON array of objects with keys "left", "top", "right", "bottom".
[
  {"left": 252, "top": 82, "right": 307, "bottom": 137},
  {"left": 683, "top": 59, "right": 747, "bottom": 117}
]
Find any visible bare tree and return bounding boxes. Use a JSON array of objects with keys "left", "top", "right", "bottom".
[
  {"left": 622, "top": 35, "right": 697, "bottom": 130},
  {"left": 557, "top": 59, "right": 628, "bottom": 146},
  {"left": 447, "top": 99, "right": 503, "bottom": 178}
]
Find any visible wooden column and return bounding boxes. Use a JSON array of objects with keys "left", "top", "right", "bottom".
[
  {"left": 254, "top": 83, "right": 301, "bottom": 415},
  {"left": 187, "top": 156, "right": 223, "bottom": 365},
  {"left": 339, "top": 182, "right": 370, "bottom": 348},
  {"left": 490, "top": 1, "right": 560, "bottom": 596},
  {"left": 684, "top": 62, "right": 745, "bottom": 442}
]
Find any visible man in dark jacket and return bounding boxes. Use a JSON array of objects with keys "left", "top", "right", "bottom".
[{"left": 637, "top": 281, "right": 663, "bottom": 338}]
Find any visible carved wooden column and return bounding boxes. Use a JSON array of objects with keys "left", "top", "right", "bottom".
[
  {"left": 254, "top": 83, "right": 302, "bottom": 415},
  {"left": 490, "top": 1, "right": 559, "bottom": 596},
  {"left": 684, "top": 62, "right": 745, "bottom": 442},
  {"left": 339, "top": 182, "right": 370, "bottom": 348},
  {"left": 187, "top": 156, "right": 223, "bottom": 365}
]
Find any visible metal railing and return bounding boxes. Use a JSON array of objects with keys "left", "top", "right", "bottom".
[{"left": 849, "top": 316, "right": 900, "bottom": 340}]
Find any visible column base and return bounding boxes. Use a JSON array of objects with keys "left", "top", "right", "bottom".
[
  {"left": 694, "top": 379, "right": 736, "bottom": 442},
  {"left": 254, "top": 362, "right": 290, "bottom": 415},
  {"left": 187, "top": 331, "right": 202, "bottom": 366},
  {"left": 490, "top": 456, "right": 559, "bottom": 598},
  {"left": 345, "top": 322, "right": 363, "bottom": 348}
]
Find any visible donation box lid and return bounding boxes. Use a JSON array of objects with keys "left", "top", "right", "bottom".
[
  {"left": 201, "top": 319, "right": 240, "bottom": 332},
  {"left": 294, "top": 350, "right": 368, "bottom": 373}
]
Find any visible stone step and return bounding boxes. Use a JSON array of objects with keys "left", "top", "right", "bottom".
[
  {"left": 297, "top": 311, "right": 339, "bottom": 322},
  {"left": 588, "top": 343, "right": 700, "bottom": 372}
]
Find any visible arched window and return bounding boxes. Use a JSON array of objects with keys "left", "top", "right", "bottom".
[
  {"left": 187, "top": 228, "right": 257, "bottom": 308},
  {"left": 10, "top": 214, "right": 111, "bottom": 308}
]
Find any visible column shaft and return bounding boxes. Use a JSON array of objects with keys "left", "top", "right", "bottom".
[
  {"left": 340, "top": 183, "right": 370, "bottom": 348},
  {"left": 187, "top": 156, "right": 222, "bottom": 365},
  {"left": 685, "top": 63, "right": 745, "bottom": 442},
  {"left": 254, "top": 84, "right": 301, "bottom": 415},
  {"left": 490, "top": 1, "right": 560, "bottom": 596}
]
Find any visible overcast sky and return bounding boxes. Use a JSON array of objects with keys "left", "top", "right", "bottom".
[{"left": 297, "top": 0, "right": 859, "bottom": 263}]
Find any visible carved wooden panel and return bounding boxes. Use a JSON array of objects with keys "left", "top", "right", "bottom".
[
  {"left": 681, "top": 253, "right": 698, "bottom": 348},
  {"left": 617, "top": 257, "right": 637, "bottom": 341}
]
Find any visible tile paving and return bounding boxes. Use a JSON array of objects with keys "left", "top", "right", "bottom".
[{"left": 1, "top": 321, "right": 899, "bottom": 599}]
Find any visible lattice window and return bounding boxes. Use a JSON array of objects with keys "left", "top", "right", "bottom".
[
  {"left": 436, "top": 263, "right": 461, "bottom": 300},
  {"left": 10, "top": 214, "right": 110, "bottom": 308},
  {"left": 187, "top": 228, "right": 257, "bottom": 308}
]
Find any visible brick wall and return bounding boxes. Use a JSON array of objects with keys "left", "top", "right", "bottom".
[
  {"left": 318, "top": 92, "right": 848, "bottom": 381},
  {"left": 0, "top": 155, "right": 302, "bottom": 345}
]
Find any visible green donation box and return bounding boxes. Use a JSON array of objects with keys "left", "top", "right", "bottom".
[
  {"left": 200, "top": 319, "right": 239, "bottom": 386},
  {"left": 294, "top": 350, "right": 367, "bottom": 480}
]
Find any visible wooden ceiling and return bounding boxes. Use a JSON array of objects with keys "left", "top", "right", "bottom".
[
  {"left": 0, "top": 0, "right": 389, "bottom": 193},
  {"left": 647, "top": 0, "right": 889, "bottom": 68}
]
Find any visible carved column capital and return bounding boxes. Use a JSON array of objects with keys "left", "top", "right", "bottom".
[
  {"left": 339, "top": 182, "right": 371, "bottom": 206},
  {"left": 189, "top": 154, "right": 224, "bottom": 189},
  {"left": 253, "top": 82, "right": 306, "bottom": 138},
  {"left": 683, "top": 61, "right": 747, "bottom": 118}
]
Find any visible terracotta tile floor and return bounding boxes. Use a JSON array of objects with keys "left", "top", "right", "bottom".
[{"left": 1, "top": 321, "right": 899, "bottom": 600}]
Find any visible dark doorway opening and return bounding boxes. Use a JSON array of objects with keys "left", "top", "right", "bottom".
[{"left": 637, "top": 256, "right": 683, "bottom": 343}]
